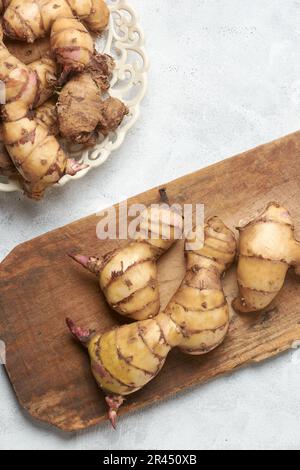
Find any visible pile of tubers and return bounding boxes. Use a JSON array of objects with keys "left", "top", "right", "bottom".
[
  {"left": 0, "top": 1, "right": 128, "bottom": 199},
  {"left": 67, "top": 194, "right": 300, "bottom": 428}
]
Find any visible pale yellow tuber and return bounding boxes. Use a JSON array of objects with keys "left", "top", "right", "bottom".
[
  {"left": 0, "top": 41, "right": 86, "bottom": 199},
  {"left": 5, "top": 37, "right": 50, "bottom": 65},
  {"left": 0, "top": 45, "right": 58, "bottom": 179},
  {"left": 233, "top": 202, "right": 300, "bottom": 313},
  {"left": 3, "top": 0, "right": 110, "bottom": 42},
  {"left": 67, "top": 217, "right": 236, "bottom": 427},
  {"left": 3, "top": 0, "right": 109, "bottom": 73},
  {"left": 0, "top": 141, "right": 16, "bottom": 176},
  {"left": 50, "top": 17, "right": 94, "bottom": 74},
  {"left": 168, "top": 216, "right": 236, "bottom": 354},
  {"left": 0, "top": 99, "right": 58, "bottom": 177},
  {"left": 70, "top": 190, "right": 184, "bottom": 321},
  {"left": 34, "top": 98, "right": 58, "bottom": 136},
  {"left": 29, "top": 55, "right": 58, "bottom": 107}
]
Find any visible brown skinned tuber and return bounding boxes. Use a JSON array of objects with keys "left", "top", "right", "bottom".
[
  {"left": 57, "top": 53, "right": 128, "bottom": 145},
  {"left": 67, "top": 217, "right": 237, "bottom": 428},
  {"left": 233, "top": 202, "right": 300, "bottom": 313},
  {"left": 57, "top": 72, "right": 104, "bottom": 145},
  {"left": 98, "top": 97, "right": 129, "bottom": 137}
]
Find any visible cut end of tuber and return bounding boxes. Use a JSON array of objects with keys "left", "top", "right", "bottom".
[
  {"left": 66, "top": 317, "right": 94, "bottom": 346},
  {"left": 105, "top": 395, "right": 125, "bottom": 429}
]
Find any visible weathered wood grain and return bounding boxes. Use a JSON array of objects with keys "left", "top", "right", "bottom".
[{"left": 1, "top": 131, "right": 300, "bottom": 431}]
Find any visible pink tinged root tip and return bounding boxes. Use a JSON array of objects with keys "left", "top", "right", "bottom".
[
  {"left": 68, "top": 253, "right": 102, "bottom": 275},
  {"left": 66, "top": 159, "right": 89, "bottom": 177},
  {"left": 66, "top": 317, "right": 94, "bottom": 346},
  {"left": 105, "top": 395, "right": 125, "bottom": 430},
  {"left": 68, "top": 253, "right": 91, "bottom": 270}
]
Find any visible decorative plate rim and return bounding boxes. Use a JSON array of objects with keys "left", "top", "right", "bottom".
[{"left": 0, "top": 0, "right": 148, "bottom": 194}]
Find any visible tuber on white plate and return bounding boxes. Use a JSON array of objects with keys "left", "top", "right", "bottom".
[
  {"left": 3, "top": 0, "right": 110, "bottom": 75},
  {"left": 50, "top": 17, "right": 94, "bottom": 75},
  {"left": 3, "top": 0, "right": 110, "bottom": 41},
  {"left": 0, "top": 1, "right": 130, "bottom": 199},
  {"left": 0, "top": 41, "right": 87, "bottom": 199},
  {"left": 57, "top": 53, "right": 129, "bottom": 146},
  {"left": 5, "top": 37, "right": 51, "bottom": 65}
]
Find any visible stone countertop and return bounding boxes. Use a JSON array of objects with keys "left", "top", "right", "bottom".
[{"left": 1, "top": 0, "right": 300, "bottom": 450}]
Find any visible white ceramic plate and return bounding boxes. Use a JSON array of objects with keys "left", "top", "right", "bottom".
[{"left": 0, "top": 0, "right": 148, "bottom": 193}]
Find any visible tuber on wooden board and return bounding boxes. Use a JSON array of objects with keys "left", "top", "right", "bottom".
[
  {"left": 2, "top": 131, "right": 300, "bottom": 431},
  {"left": 67, "top": 217, "right": 237, "bottom": 427},
  {"left": 70, "top": 190, "right": 184, "bottom": 321},
  {"left": 233, "top": 203, "right": 300, "bottom": 313}
]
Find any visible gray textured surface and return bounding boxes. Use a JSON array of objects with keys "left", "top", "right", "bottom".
[{"left": 1, "top": 0, "right": 300, "bottom": 450}]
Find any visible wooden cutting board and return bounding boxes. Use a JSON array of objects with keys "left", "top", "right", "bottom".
[{"left": 1, "top": 131, "right": 300, "bottom": 432}]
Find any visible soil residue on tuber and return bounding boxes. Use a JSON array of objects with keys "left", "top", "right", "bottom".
[{"left": 57, "top": 54, "right": 129, "bottom": 145}]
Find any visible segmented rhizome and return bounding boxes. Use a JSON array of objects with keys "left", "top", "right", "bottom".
[
  {"left": 67, "top": 216, "right": 237, "bottom": 427},
  {"left": 233, "top": 202, "right": 300, "bottom": 313}
]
